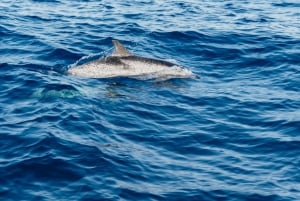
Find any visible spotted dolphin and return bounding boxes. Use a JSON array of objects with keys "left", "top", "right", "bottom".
[{"left": 68, "top": 40, "right": 196, "bottom": 80}]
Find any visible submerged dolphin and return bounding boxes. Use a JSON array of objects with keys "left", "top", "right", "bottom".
[{"left": 68, "top": 40, "right": 196, "bottom": 80}]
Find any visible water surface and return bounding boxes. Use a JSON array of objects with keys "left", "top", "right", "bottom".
[{"left": 0, "top": 0, "right": 299, "bottom": 200}]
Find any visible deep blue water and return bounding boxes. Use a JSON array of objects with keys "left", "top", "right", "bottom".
[{"left": 1, "top": 0, "right": 300, "bottom": 200}]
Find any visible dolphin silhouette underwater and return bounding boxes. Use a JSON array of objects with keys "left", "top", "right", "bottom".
[{"left": 68, "top": 40, "right": 197, "bottom": 80}]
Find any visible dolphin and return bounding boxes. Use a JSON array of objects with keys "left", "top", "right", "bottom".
[
  {"left": 31, "top": 84, "right": 81, "bottom": 99},
  {"left": 68, "top": 40, "right": 196, "bottom": 80}
]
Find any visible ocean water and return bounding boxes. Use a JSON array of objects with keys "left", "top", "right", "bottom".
[{"left": 1, "top": 0, "right": 300, "bottom": 200}]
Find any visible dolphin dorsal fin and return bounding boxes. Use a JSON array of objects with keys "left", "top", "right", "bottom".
[{"left": 112, "top": 40, "right": 132, "bottom": 57}]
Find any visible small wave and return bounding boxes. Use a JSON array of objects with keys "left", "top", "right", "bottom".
[
  {"left": 68, "top": 47, "right": 113, "bottom": 69},
  {"left": 272, "top": 2, "right": 300, "bottom": 7},
  {"left": 30, "top": 0, "right": 61, "bottom": 3}
]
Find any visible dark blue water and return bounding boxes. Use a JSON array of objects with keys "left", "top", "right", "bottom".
[{"left": 1, "top": 0, "right": 300, "bottom": 200}]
